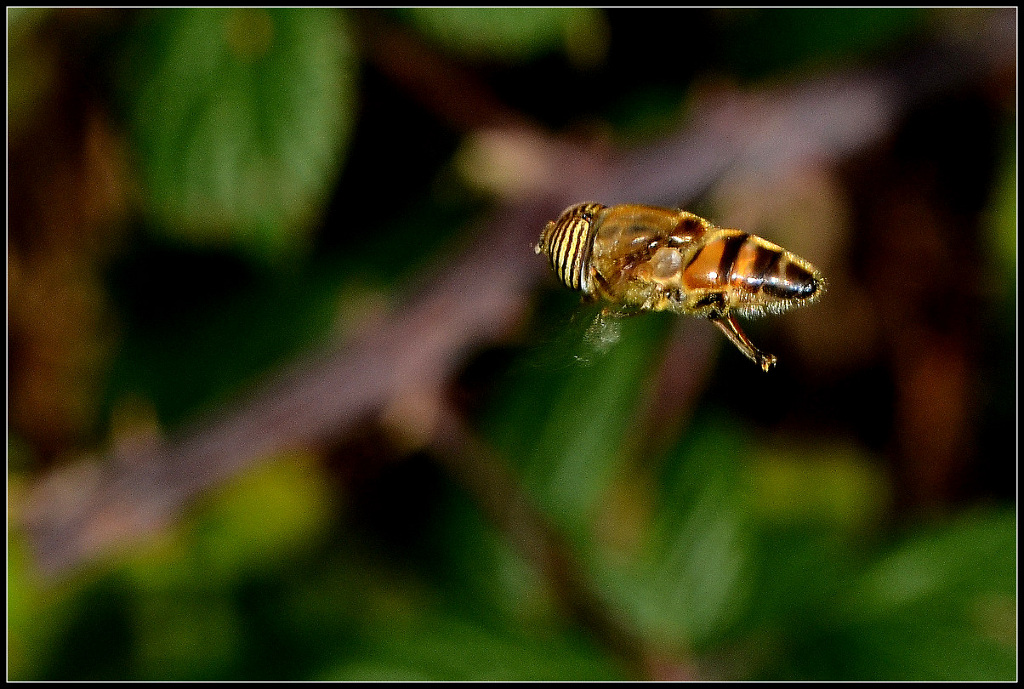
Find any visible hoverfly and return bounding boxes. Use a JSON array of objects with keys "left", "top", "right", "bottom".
[{"left": 535, "top": 203, "right": 824, "bottom": 371}]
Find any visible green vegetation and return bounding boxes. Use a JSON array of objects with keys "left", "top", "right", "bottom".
[{"left": 8, "top": 8, "right": 1015, "bottom": 681}]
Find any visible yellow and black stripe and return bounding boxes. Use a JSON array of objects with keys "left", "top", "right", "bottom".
[
  {"left": 683, "top": 231, "right": 821, "bottom": 303},
  {"left": 536, "top": 203, "right": 604, "bottom": 294}
]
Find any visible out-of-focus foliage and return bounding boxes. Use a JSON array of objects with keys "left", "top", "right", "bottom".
[
  {"left": 7, "top": 7, "right": 1016, "bottom": 682},
  {"left": 718, "top": 8, "right": 924, "bottom": 79},
  {"left": 482, "top": 308, "right": 676, "bottom": 534},
  {"left": 400, "top": 7, "right": 608, "bottom": 66},
  {"left": 102, "top": 199, "right": 473, "bottom": 429},
  {"left": 9, "top": 454, "right": 623, "bottom": 680},
  {"left": 985, "top": 126, "right": 1017, "bottom": 287},
  {"left": 118, "top": 8, "right": 356, "bottom": 260}
]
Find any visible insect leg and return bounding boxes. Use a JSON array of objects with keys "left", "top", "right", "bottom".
[{"left": 711, "top": 313, "right": 777, "bottom": 372}]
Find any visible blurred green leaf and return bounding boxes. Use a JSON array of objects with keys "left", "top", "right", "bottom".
[
  {"left": 131, "top": 592, "right": 242, "bottom": 680},
  {"left": 11, "top": 7, "right": 1016, "bottom": 683},
  {"left": 8, "top": 534, "right": 78, "bottom": 680},
  {"left": 833, "top": 613, "right": 1015, "bottom": 681},
  {"left": 324, "top": 604, "right": 623, "bottom": 681},
  {"left": 760, "top": 509, "right": 1016, "bottom": 680},
  {"left": 103, "top": 197, "right": 477, "bottom": 430},
  {"left": 600, "top": 413, "right": 754, "bottom": 647},
  {"left": 8, "top": 433, "right": 35, "bottom": 473},
  {"left": 983, "top": 123, "right": 1017, "bottom": 285},
  {"left": 105, "top": 257, "right": 342, "bottom": 428},
  {"left": 119, "top": 8, "right": 356, "bottom": 259},
  {"left": 721, "top": 8, "right": 925, "bottom": 79},
  {"left": 483, "top": 309, "right": 674, "bottom": 534},
  {"left": 604, "top": 85, "right": 688, "bottom": 145},
  {"left": 107, "top": 455, "right": 335, "bottom": 679},
  {"left": 192, "top": 452, "right": 336, "bottom": 578},
  {"left": 7, "top": 7, "right": 55, "bottom": 47},
  {"left": 401, "top": 8, "right": 606, "bottom": 64},
  {"left": 7, "top": 8, "right": 60, "bottom": 140},
  {"left": 744, "top": 441, "right": 890, "bottom": 532},
  {"left": 849, "top": 510, "right": 1015, "bottom": 619},
  {"left": 430, "top": 488, "right": 559, "bottom": 628},
  {"left": 120, "top": 453, "right": 335, "bottom": 590},
  {"left": 277, "top": 496, "right": 623, "bottom": 682}
]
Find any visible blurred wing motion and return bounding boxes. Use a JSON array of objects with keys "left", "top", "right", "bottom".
[
  {"left": 536, "top": 203, "right": 825, "bottom": 372},
  {"left": 582, "top": 308, "right": 622, "bottom": 359}
]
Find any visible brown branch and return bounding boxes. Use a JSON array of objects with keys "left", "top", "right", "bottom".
[{"left": 20, "top": 9, "right": 1014, "bottom": 584}]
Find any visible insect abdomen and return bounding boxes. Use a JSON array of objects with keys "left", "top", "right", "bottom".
[{"left": 682, "top": 231, "right": 821, "bottom": 312}]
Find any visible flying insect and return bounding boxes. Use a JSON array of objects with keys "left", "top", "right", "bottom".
[{"left": 535, "top": 202, "right": 825, "bottom": 371}]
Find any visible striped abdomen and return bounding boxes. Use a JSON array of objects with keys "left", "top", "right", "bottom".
[
  {"left": 682, "top": 231, "right": 822, "bottom": 314},
  {"left": 537, "top": 202, "right": 826, "bottom": 371},
  {"left": 535, "top": 203, "right": 604, "bottom": 294}
]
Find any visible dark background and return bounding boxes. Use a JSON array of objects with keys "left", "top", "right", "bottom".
[{"left": 8, "top": 8, "right": 1016, "bottom": 680}]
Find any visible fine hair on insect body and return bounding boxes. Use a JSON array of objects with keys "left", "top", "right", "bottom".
[{"left": 535, "top": 202, "right": 825, "bottom": 372}]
